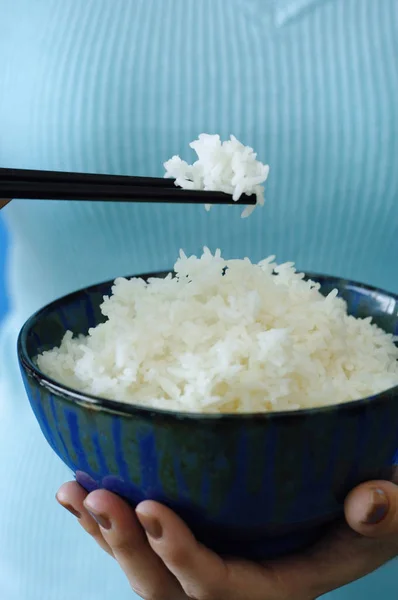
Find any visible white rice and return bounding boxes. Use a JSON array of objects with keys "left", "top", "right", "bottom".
[
  {"left": 164, "top": 134, "right": 270, "bottom": 218},
  {"left": 37, "top": 249, "right": 398, "bottom": 414}
]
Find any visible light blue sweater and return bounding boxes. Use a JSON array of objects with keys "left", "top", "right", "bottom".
[{"left": 0, "top": 1, "right": 397, "bottom": 598}]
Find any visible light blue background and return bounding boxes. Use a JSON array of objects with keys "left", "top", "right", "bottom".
[{"left": 0, "top": 215, "right": 9, "bottom": 323}]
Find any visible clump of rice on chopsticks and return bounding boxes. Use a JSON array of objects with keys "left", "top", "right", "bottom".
[{"left": 164, "top": 134, "right": 270, "bottom": 218}]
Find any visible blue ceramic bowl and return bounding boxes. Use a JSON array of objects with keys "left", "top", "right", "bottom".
[{"left": 18, "top": 272, "right": 398, "bottom": 559}]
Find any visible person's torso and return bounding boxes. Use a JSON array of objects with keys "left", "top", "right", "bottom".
[
  {"left": 0, "top": 0, "right": 397, "bottom": 598},
  {"left": 2, "top": 0, "right": 397, "bottom": 321}
]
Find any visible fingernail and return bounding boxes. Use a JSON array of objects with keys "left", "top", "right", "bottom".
[
  {"left": 136, "top": 511, "right": 163, "bottom": 540},
  {"left": 58, "top": 501, "right": 81, "bottom": 519},
  {"left": 87, "top": 510, "right": 111, "bottom": 530},
  {"left": 361, "top": 488, "right": 389, "bottom": 525},
  {"left": 83, "top": 501, "right": 111, "bottom": 530}
]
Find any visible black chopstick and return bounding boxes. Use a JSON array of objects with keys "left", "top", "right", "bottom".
[
  {"left": 0, "top": 168, "right": 175, "bottom": 188},
  {"left": 0, "top": 168, "right": 256, "bottom": 206}
]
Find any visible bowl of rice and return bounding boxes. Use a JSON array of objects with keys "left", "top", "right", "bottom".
[{"left": 18, "top": 249, "right": 398, "bottom": 559}]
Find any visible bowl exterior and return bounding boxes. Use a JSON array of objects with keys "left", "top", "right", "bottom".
[{"left": 21, "top": 369, "right": 398, "bottom": 558}]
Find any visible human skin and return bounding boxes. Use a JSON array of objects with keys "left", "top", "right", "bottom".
[{"left": 56, "top": 474, "right": 398, "bottom": 600}]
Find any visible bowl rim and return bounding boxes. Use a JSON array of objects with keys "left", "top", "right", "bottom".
[{"left": 17, "top": 270, "right": 398, "bottom": 422}]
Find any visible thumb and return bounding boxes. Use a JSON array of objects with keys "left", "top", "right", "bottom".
[{"left": 345, "top": 481, "right": 398, "bottom": 538}]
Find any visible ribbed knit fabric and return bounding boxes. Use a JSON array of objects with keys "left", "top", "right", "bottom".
[{"left": 0, "top": 1, "right": 397, "bottom": 598}]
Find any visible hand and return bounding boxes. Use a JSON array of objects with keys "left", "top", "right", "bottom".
[{"left": 56, "top": 476, "right": 398, "bottom": 600}]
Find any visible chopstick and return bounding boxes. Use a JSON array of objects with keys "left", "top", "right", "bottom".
[
  {"left": 0, "top": 168, "right": 256, "bottom": 206},
  {"left": 0, "top": 168, "right": 176, "bottom": 187}
]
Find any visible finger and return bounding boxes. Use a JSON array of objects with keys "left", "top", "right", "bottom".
[
  {"left": 345, "top": 480, "right": 398, "bottom": 538},
  {"left": 0, "top": 199, "right": 11, "bottom": 209},
  {"left": 84, "top": 491, "right": 183, "bottom": 600},
  {"left": 56, "top": 481, "right": 113, "bottom": 557},
  {"left": 136, "top": 501, "right": 278, "bottom": 600}
]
